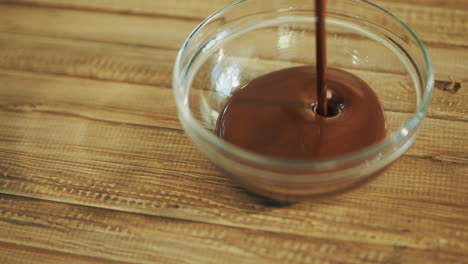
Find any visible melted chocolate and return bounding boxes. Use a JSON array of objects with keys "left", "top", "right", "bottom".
[
  {"left": 216, "top": 66, "right": 386, "bottom": 159},
  {"left": 315, "top": 0, "right": 328, "bottom": 116},
  {"left": 215, "top": 0, "right": 386, "bottom": 160}
]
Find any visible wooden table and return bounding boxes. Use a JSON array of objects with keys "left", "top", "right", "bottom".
[{"left": 0, "top": 0, "right": 467, "bottom": 263}]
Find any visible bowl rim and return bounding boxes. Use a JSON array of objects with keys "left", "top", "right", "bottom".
[{"left": 172, "top": 0, "right": 434, "bottom": 171}]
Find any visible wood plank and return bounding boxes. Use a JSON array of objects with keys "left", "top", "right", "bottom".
[
  {"left": 0, "top": 33, "right": 176, "bottom": 87},
  {"left": 379, "top": 0, "right": 468, "bottom": 9},
  {"left": 0, "top": 4, "right": 198, "bottom": 50},
  {"left": 0, "top": 1, "right": 467, "bottom": 50},
  {"left": 1, "top": 194, "right": 467, "bottom": 264},
  {"left": 0, "top": 4, "right": 466, "bottom": 91},
  {"left": 0, "top": 0, "right": 230, "bottom": 19},
  {"left": 0, "top": 70, "right": 180, "bottom": 130},
  {"left": 0, "top": 3, "right": 467, "bottom": 82},
  {"left": 0, "top": 68, "right": 466, "bottom": 157},
  {"left": 373, "top": 1, "right": 468, "bottom": 49},
  {"left": 1, "top": 34, "right": 467, "bottom": 123},
  {"left": 1, "top": 0, "right": 467, "bottom": 18},
  {"left": 0, "top": 69, "right": 466, "bottom": 253},
  {"left": 0, "top": 241, "right": 130, "bottom": 264}
]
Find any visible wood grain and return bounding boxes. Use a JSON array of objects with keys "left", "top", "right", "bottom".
[
  {"left": 0, "top": 241, "right": 129, "bottom": 264},
  {"left": 1, "top": 1, "right": 468, "bottom": 50},
  {"left": 0, "top": 0, "right": 467, "bottom": 263},
  {"left": 0, "top": 2, "right": 466, "bottom": 84},
  {"left": 0, "top": 68, "right": 467, "bottom": 246},
  {"left": 0, "top": 34, "right": 467, "bottom": 122},
  {"left": 1, "top": 194, "right": 467, "bottom": 264},
  {"left": 0, "top": 4, "right": 197, "bottom": 50},
  {"left": 1, "top": 0, "right": 467, "bottom": 18}
]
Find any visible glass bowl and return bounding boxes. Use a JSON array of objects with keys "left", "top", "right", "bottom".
[{"left": 172, "top": 0, "right": 434, "bottom": 201}]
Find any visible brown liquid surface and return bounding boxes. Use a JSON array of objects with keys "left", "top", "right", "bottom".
[{"left": 216, "top": 66, "right": 387, "bottom": 159}]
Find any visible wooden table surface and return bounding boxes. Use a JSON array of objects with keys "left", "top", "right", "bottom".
[{"left": 0, "top": 0, "right": 467, "bottom": 263}]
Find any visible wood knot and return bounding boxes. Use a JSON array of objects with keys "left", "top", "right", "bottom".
[{"left": 435, "top": 80, "right": 462, "bottom": 93}]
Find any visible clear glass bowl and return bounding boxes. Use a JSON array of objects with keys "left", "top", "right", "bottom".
[{"left": 173, "top": 0, "right": 434, "bottom": 201}]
